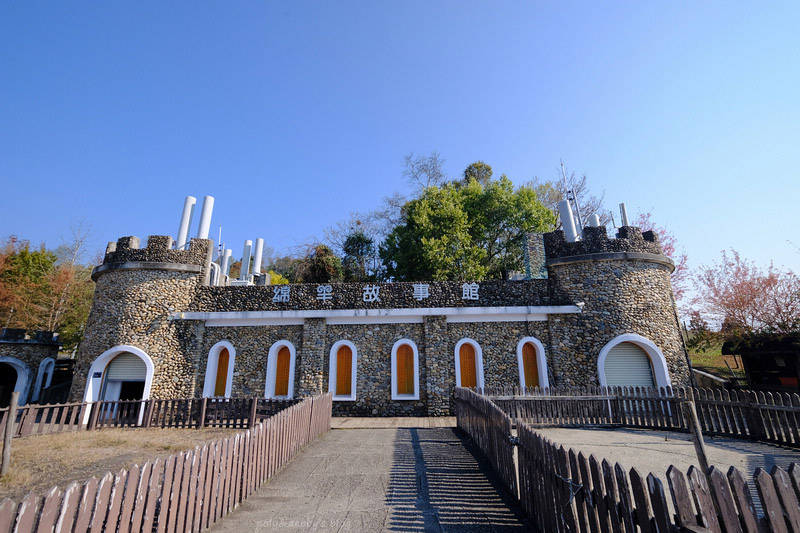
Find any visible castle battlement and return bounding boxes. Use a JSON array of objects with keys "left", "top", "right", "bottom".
[
  {"left": 102, "top": 235, "right": 211, "bottom": 266},
  {"left": 543, "top": 226, "right": 663, "bottom": 259}
]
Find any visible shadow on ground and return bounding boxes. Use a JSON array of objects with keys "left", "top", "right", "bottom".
[{"left": 385, "top": 427, "right": 529, "bottom": 532}]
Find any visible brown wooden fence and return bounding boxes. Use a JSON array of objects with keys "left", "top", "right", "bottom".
[
  {"left": 457, "top": 387, "right": 800, "bottom": 533},
  {"left": 0, "top": 403, "right": 87, "bottom": 439},
  {"left": 0, "top": 397, "right": 301, "bottom": 437},
  {"left": 483, "top": 385, "right": 800, "bottom": 448},
  {"left": 0, "top": 393, "right": 332, "bottom": 533},
  {"left": 454, "top": 387, "right": 517, "bottom": 498}
]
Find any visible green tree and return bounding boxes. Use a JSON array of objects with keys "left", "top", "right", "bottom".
[
  {"left": 342, "top": 230, "right": 376, "bottom": 282},
  {"left": 462, "top": 161, "right": 493, "bottom": 185},
  {"left": 296, "top": 244, "right": 343, "bottom": 283},
  {"left": 380, "top": 163, "right": 556, "bottom": 281}
]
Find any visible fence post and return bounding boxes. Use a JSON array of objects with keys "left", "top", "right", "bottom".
[
  {"left": 249, "top": 398, "right": 258, "bottom": 429},
  {"left": 1, "top": 392, "right": 19, "bottom": 476},
  {"left": 87, "top": 401, "right": 101, "bottom": 430},
  {"left": 142, "top": 400, "right": 155, "bottom": 428},
  {"left": 198, "top": 397, "right": 207, "bottom": 429},
  {"left": 681, "top": 390, "right": 710, "bottom": 476},
  {"left": 744, "top": 390, "right": 765, "bottom": 440}
]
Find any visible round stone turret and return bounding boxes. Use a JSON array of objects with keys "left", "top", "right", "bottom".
[
  {"left": 543, "top": 226, "right": 691, "bottom": 388},
  {"left": 69, "top": 235, "right": 213, "bottom": 401}
]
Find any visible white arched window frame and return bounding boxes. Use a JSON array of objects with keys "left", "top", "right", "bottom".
[
  {"left": 0, "top": 356, "right": 32, "bottom": 406},
  {"left": 83, "top": 345, "right": 155, "bottom": 409},
  {"left": 391, "top": 338, "right": 420, "bottom": 400},
  {"left": 328, "top": 340, "right": 358, "bottom": 401},
  {"left": 32, "top": 357, "right": 56, "bottom": 403},
  {"left": 264, "top": 340, "right": 296, "bottom": 399},
  {"left": 597, "top": 333, "right": 672, "bottom": 389},
  {"left": 454, "top": 338, "right": 485, "bottom": 389},
  {"left": 203, "top": 340, "right": 236, "bottom": 398},
  {"left": 516, "top": 337, "right": 549, "bottom": 390}
]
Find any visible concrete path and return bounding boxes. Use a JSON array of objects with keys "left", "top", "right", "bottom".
[
  {"left": 208, "top": 425, "right": 529, "bottom": 532},
  {"left": 538, "top": 426, "right": 800, "bottom": 481}
]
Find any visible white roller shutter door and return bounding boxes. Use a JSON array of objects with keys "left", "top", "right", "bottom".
[
  {"left": 105, "top": 353, "right": 146, "bottom": 381},
  {"left": 604, "top": 342, "right": 655, "bottom": 387}
]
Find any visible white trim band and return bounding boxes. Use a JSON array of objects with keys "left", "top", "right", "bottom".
[{"left": 171, "top": 305, "right": 581, "bottom": 327}]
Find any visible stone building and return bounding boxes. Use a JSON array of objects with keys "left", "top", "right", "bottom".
[
  {"left": 0, "top": 328, "right": 61, "bottom": 407},
  {"left": 68, "top": 221, "right": 691, "bottom": 416}
]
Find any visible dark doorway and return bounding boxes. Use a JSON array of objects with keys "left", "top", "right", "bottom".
[
  {"left": 0, "top": 363, "right": 18, "bottom": 408},
  {"left": 119, "top": 381, "right": 145, "bottom": 401}
]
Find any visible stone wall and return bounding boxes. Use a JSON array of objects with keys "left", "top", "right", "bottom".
[
  {"left": 192, "top": 279, "right": 559, "bottom": 312},
  {"left": 544, "top": 226, "right": 663, "bottom": 258},
  {"left": 0, "top": 329, "right": 60, "bottom": 370},
  {"left": 546, "top": 258, "right": 691, "bottom": 387},
  {"left": 198, "top": 325, "right": 305, "bottom": 397},
  {"left": 69, "top": 237, "right": 212, "bottom": 401}
]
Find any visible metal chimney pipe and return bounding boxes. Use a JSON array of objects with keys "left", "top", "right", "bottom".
[
  {"left": 176, "top": 196, "right": 196, "bottom": 250},
  {"left": 240, "top": 240, "right": 252, "bottom": 281},
  {"left": 221, "top": 249, "right": 232, "bottom": 276},
  {"left": 252, "top": 238, "right": 264, "bottom": 275},
  {"left": 196, "top": 196, "right": 215, "bottom": 239},
  {"left": 558, "top": 199, "right": 579, "bottom": 242},
  {"left": 619, "top": 203, "right": 630, "bottom": 226},
  {"left": 587, "top": 213, "right": 600, "bottom": 227}
]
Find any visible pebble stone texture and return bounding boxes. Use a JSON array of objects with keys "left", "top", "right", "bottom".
[{"left": 71, "top": 226, "right": 691, "bottom": 414}]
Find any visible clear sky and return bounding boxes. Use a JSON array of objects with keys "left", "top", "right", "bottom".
[{"left": 2, "top": 2, "right": 798, "bottom": 275}]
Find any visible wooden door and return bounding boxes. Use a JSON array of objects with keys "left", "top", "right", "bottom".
[
  {"left": 274, "top": 346, "right": 291, "bottom": 396},
  {"left": 459, "top": 343, "right": 477, "bottom": 388},
  {"left": 395, "top": 344, "right": 414, "bottom": 395},
  {"left": 522, "top": 342, "right": 539, "bottom": 388},
  {"left": 214, "top": 348, "right": 229, "bottom": 396},
  {"left": 335, "top": 345, "right": 353, "bottom": 396}
]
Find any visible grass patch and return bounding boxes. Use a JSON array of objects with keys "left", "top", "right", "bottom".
[
  {"left": 0, "top": 427, "right": 237, "bottom": 501},
  {"left": 688, "top": 339, "right": 745, "bottom": 378}
]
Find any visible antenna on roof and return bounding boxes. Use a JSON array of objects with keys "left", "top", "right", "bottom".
[{"left": 561, "top": 161, "right": 584, "bottom": 234}]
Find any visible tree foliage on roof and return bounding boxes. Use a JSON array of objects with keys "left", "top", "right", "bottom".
[{"left": 380, "top": 163, "right": 556, "bottom": 281}]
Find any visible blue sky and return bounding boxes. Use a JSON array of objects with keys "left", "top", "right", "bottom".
[{"left": 2, "top": 2, "right": 798, "bottom": 275}]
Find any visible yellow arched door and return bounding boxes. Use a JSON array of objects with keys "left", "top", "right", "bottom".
[
  {"left": 274, "top": 346, "right": 291, "bottom": 397},
  {"left": 459, "top": 343, "right": 477, "bottom": 388},
  {"left": 522, "top": 342, "right": 539, "bottom": 388}
]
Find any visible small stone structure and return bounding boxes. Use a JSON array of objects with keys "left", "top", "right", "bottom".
[
  {"left": 0, "top": 328, "right": 61, "bottom": 406},
  {"left": 70, "top": 226, "right": 692, "bottom": 416}
]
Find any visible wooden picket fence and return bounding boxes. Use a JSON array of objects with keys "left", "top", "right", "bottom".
[
  {"left": 453, "top": 387, "right": 517, "bottom": 498},
  {"left": 0, "top": 403, "right": 87, "bottom": 439},
  {"left": 0, "top": 393, "right": 332, "bottom": 533},
  {"left": 483, "top": 385, "right": 800, "bottom": 448},
  {"left": 456, "top": 387, "right": 800, "bottom": 533},
  {"left": 0, "top": 397, "right": 300, "bottom": 437}
]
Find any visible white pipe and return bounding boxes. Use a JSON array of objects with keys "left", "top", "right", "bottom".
[
  {"left": 619, "top": 203, "right": 630, "bottom": 227},
  {"left": 252, "top": 238, "right": 264, "bottom": 275},
  {"left": 558, "top": 200, "right": 579, "bottom": 242},
  {"left": 221, "top": 249, "right": 232, "bottom": 276},
  {"left": 240, "top": 240, "right": 252, "bottom": 281},
  {"left": 196, "top": 195, "right": 215, "bottom": 239},
  {"left": 587, "top": 214, "right": 600, "bottom": 227},
  {"left": 176, "top": 196, "right": 196, "bottom": 250}
]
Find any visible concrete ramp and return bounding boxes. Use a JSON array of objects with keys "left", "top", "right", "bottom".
[{"left": 208, "top": 426, "right": 529, "bottom": 532}]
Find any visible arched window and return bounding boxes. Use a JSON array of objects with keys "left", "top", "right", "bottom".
[
  {"left": 597, "top": 334, "right": 671, "bottom": 389},
  {"left": 265, "top": 341, "right": 296, "bottom": 399},
  {"left": 391, "top": 339, "right": 419, "bottom": 400},
  {"left": 32, "top": 357, "right": 56, "bottom": 403},
  {"left": 454, "top": 338, "right": 484, "bottom": 389},
  {"left": 516, "top": 337, "right": 549, "bottom": 390},
  {"left": 328, "top": 340, "right": 357, "bottom": 401},
  {"left": 203, "top": 341, "right": 236, "bottom": 398}
]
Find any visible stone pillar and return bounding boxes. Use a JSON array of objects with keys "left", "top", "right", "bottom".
[
  {"left": 423, "top": 316, "right": 450, "bottom": 416},
  {"left": 297, "top": 318, "right": 326, "bottom": 396}
]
